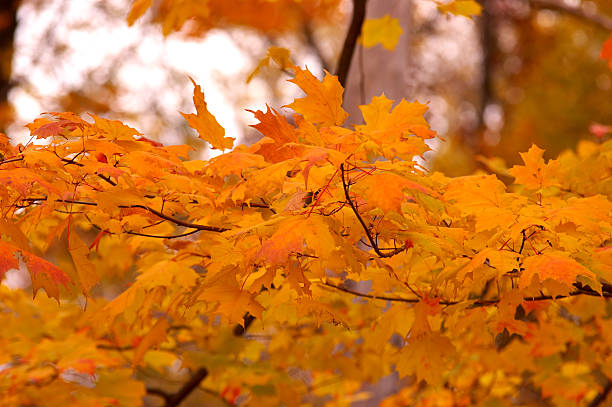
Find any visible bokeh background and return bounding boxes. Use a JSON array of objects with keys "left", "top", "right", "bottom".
[{"left": 3, "top": 0, "right": 612, "bottom": 172}]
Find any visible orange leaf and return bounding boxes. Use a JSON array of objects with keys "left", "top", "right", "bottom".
[
  {"left": 519, "top": 253, "right": 595, "bottom": 291},
  {"left": 601, "top": 33, "right": 612, "bottom": 70},
  {"left": 127, "top": 0, "right": 152, "bottom": 26},
  {"left": 133, "top": 318, "right": 170, "bottom": 366},
  {"left": 68, "top": 232, "right": 99, "bottom": 297},
  {"left": 181, "top": 78, "right": 234, "bottom": 150},
  {"left": 508, "top": 145, "right": 560, "bottom": 190},
  {"left": 0, "top": 239, "right": 20, "bottom": 280},
  {"left": 285, "top": 66, "right": 348, "bottom": 126},
  {"left": 356, "top": 172, "right": 439, "bottom": 213},
  {"left": 23, "top": 251, "right": 71, "bottom": 302}
]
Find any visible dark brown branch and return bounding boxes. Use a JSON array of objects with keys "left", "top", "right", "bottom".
[
  {"left": 589, "top": 380, "right": 612, "bottom": 407},
  {"left": 340, "top": 164, "right": 403, "bottom": 258},
  {"left": 124, "top": 229, "right": 201, "bottom": 239},
  {"left": 529, "top": 0, "right": 612, "bottom": 31},
  {"left": 336, "top": 0, "right": 367, "bottom": 88},
  {"left": 0, "top": 155, "right": 24, "bottom": 166},
  {"left": 322, "top": 281, "right": 612, "bottom": 306},
  {"left": 146, "top": 315, "right": 255, "bottom": 405},
  {"left": 90, "top": 222, "right": 201, "bottom": 239},
  {"left": 146, "top": 388, "right": 171, "bottom": 402},
  {"left": 131, "top": 205, "right": 229, "bottom": 233},
  {"left": 164, "top": 367, "right": 209, "bottom": 407},
  {"left": 18, "top": 197, "right": 230, "bottom": 233},
  {"left": 322, "top": 281, "right": 420, "bottom": 303}
]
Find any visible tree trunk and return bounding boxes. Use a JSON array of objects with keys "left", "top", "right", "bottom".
[
  {"left": 342, "top": 0, "right": 414, "bottom": 124},
  {"left": 0, "top": 0, "right": 19, "bottom": 134}
]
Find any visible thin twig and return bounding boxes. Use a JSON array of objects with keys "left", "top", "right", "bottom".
[
  {"left": 18, "top": 197, "right": 229, "bottom": 233},
  {"left": 340, "top": 164, "right": 403, "bottom": 258},
  {"left": 0, "top": 155, "right": 24, "bottom": 166},
  {"left": 322, "top": 281, "right": 612, "bottom": 306}
]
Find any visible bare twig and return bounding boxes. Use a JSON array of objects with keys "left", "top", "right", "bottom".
[
  {"left": 18, "top": 197, "right": 230, "bottom": 233},
  {"left": 322, "top": 281, "right": 612, "bottom": 306},
  {"left": 340, "top": 164, "right": 404, "bottom": 258}
]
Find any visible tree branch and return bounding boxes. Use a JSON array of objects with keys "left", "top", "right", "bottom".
[
  {"left": 146, "top": 314, "right": 255, "bottom": 406},
  {"left": 528, "top": 0, "right": 612, "bottom": 31},
  {"left": 18, "top": 197, "right": 230, "bottom": 233},
  {"left": 336, "top": 0, "right": 367, "bottom": 88},
  {"left": 340, "top": 164, "right": 404, "bottom": 258},
  {"left": 589, "top": 379, "right": 612, "bottom": 407},
  {"left": 322, "top": 281, "right": 612, "bottom": 306}
]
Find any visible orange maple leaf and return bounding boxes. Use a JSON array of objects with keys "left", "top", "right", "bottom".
[
  {"left": 0, "top": 239, "right": 20, "bottom": 279},
  {"left": 508, "top": 145, "right": 559, "bottom": 190},
  {"left": 181, "top": 78, "right": 234, "bottom": 151},
  {"left": 601, "top": 33, "right": 612, "bottom": 70},
  {"left": 133, "top": 318, "right": 169, "bottom": 366},
  {"left": 285, "top": 66, "right": 348, "bottom": 127},
  {"left": 519, "top": 253, "right": 595, "bottom": 291},
  {"left": 23, "top": 251, "right": 72, "bottom": 302}
]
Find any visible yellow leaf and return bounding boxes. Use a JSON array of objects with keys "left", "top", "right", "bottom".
[
  {"left": 356, "top": 172, "right": 439, "bottom": 213},
  {"left": 396, "top": 301, "right": 455, "bottom": 384},
  {"left": 133, "top": 317, "right": 170, "bottom": 366},
  {"left": 508, "top": 144, "right": 560, "bottom": 190},
  {"left": 361, "top": 15, "right": 403, "bottom": 51},
  {"left": 438, "top": 0, "right": 482, "bottom": 18},
  {"left": 181, "top": 78, "right": 234, "bottom": 150},
  {"left": 356, "top": 93, "right": 434, "bottom": 160},
  {"left": 285, "top": 66, "right": 348, "bottom": 126},
  {"left": 91, "top": 113, "right": 143, "bottom": 140},
  {"left": 68, "top": 232, "right": 99, "bottom": 297},
  {"left": 247, "top": 46, "right": 294, "bottom": 83}
]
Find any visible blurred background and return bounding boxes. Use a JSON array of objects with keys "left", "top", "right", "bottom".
[{"left": 2, "top": 0, "right": 612, "bottom": 173}]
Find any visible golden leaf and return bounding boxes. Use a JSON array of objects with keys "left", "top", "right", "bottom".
[{"left": 181, "top": 78, "right": 234, "bottom": 150}]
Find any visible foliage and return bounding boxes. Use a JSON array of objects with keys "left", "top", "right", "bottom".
[{"left": 2, "top": 1, "right": 612, "bottom": 406}]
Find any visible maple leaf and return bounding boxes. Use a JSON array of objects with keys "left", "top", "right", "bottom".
[
  {"left": 437, "top": 0, "right": 482, "bottom": 18},
  {"left": 91, "top": 113, "right": 143, "bottom": 140},
  {"left": 601, "top": 33, "right": 612, "bottom": 70},
  {"left": 199, "top": 272, "right": 265, "bottom": 326},
  {"left": 396, "top": 301, "right": 455, "bottom": 384},
  {"left": 361, "top": 15, "right": 403, "bottom": 51},
  {"left": 181, "top": 77, "right": 234, "bottom": 150},
  {"left": 519, "top": 253, "right": 595, "bottom": 292},
  {"left": 247, "top": 46, "right": 294, "bottom": 83},
  {"left": 285, "top": 66, "right": 348, "bottom": 126},
  {"left": 22, "top": 250, "right": 71, "bottom": 302},
  {"left": 127, "top": 0, "right": 152, "bottom": 26},
  {"left": 356, "top": 94, "right": 434, "bottom": 161},
  {"left": 133, "top": 317, "right": 170, "bottom": 366},
  {"left": 0, "top": 239, "right": 20, "bottom": 280},
  {"left": 68, "top": 232, "right": 99, "bottom": 297},
  {"left": 356, "top": 172, "right": 439, "bottom": 213},
  {"left": 508, "top": 145, "right": 560, "bottom": 190}
]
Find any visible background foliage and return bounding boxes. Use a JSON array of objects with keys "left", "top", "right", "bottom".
[{"left": 2, "top": 0, "right": 612, "bottom": 406}]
